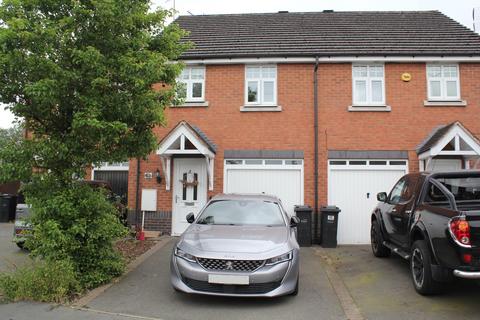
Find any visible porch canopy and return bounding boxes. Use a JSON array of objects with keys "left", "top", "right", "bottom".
[
  {"left": 416, "top": 121, "right": 480, "bottom": 171},
  {"left": 156, "top": 121, "right": 216, "bottom": 190}
]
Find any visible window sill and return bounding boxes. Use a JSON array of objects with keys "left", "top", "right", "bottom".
[
  {"left": 423, "top": 100, "right": 467, "bottom": 107},
  {"left": 171, "top": 101, "right": 209, "bottom": 108},
  {"left": 348, "top": 105, "right": 391, "bottom": 112},
  {"left": 240, "top": 105, "right": 282, "bottom": 112}
]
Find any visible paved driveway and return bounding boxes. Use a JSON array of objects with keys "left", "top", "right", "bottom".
[
  {"left": 2, "top": 240, "right": 480, "bottom": 320},
  {"left": 0, "top": 223, "right": 29, "bottom": 272},
  {"left": 321, "top": 245, "right": 480, "bottom": 320},
  {"left": 85, "top": 241, "right": 480, "bottom": 320},
  {"left": 87, "top": 240, "right": 346, "bottom": 320}
]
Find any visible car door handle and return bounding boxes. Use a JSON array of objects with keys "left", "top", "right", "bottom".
[
  {"left": 391, "top": 208, "right": 397, "bottom": 212},
  {"left": 405, "top": 210, "right": 412, "bottom": 214}
]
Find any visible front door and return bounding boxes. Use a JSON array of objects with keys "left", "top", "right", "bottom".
[{"left": 172, "top": 158, "right": 207, "bottom": 235}]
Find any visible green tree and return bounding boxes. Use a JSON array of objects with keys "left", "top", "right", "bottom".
[
  {"left": 0, "top": 122, "right": 23, "bottom": 149},
  {"left": 0, "top": 0, "right": 188, "bottom": 293}
]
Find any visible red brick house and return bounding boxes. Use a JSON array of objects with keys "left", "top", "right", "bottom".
[{"left": 117, "top": 11, "right": 480, "bottom": 244}]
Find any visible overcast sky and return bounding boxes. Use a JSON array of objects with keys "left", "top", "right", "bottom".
[{"left": 1, "top": 0, "right": 479, "bottom": 128}]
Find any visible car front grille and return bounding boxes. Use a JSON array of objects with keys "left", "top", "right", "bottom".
[
  {"left": 197, "top": 258, "right": 264, "bottom": 272},
  {"left": 183, "top": 277, "right": 281, "bottom": 295}
]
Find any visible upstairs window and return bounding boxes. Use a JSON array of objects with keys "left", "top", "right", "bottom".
[
  {"left": 427, "top": 64, "right": 460, "bottom": 101},
  {"left": 352, "top": 64, "right": 385, "bottom": 105},
  {"left": 245, "top": 65, "right": 277, "bottom": 106},
  {"left": 177, "top": 66, "right": 205, "bottom": 102}
]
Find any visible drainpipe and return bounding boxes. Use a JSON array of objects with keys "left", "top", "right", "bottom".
[
  {"left": 135, "top": 157, "right": 141, "bottom": 223},
  {"left": 313, "top": 56, "right": 319, "bottom": 244}
]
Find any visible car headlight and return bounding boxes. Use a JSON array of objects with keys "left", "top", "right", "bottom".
[
  {"left": 265, "top": 251, "right": 293, "bottom": 266},
  {"left": 174, "top": 247, "right": 197, "bottom": 263}
]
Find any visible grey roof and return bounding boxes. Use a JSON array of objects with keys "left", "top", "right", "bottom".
[
  {"left": 224, "top": 150, "right": 304, "bottom": 159},
  {"left": 190, "top": 123, "right": 217, "bottom": 153},
  {"left": 328, "top": 150, "right": 408, "bottom": 159},
  {"left": 175, "top": 11, "right": 480, "bottom": 59},
  {"left": 416, "top": 122, "right": 457, "bottom": 154}
]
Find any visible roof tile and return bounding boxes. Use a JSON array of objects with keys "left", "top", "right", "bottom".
[{"left": 175, "top": 11, "right": 480, "bottom": 59}]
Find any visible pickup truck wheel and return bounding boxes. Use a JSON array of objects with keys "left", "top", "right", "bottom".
[
  {"left": 371, "top": 220, "right": 390, "bottom": 257},
  {"left": 411, "top": 240, "right": 441, "bottom": 295}
]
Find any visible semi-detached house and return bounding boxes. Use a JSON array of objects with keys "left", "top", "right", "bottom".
[{"left": 110, "top": 11, "right": 480, "bottom": 245}]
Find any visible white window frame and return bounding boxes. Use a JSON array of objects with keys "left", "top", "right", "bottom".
[
  {"left": 177, "top": 66, "right": 205, "bottom": 102},
  {"left": 244, "top": 65, "right": 277, "bottom": 106},
  {"left": 426, "top": 64, "right": 461, "bottom": 101},
  {"left": 352, "top": 64, "right": 386, "bottom": 106}
]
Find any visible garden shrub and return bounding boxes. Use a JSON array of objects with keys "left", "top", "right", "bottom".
[
  {"left": 0, "top": 259, "right": 80, "bottom": 303},
  {"left": 24, "top": 180, "right": 128, "bottom": 289}
]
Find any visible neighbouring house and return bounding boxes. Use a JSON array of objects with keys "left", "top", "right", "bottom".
[
  {"left": 90, "top": 162, "right": 129, "bottom": 204},
  {"left": 122, "top": 10, "right": 480, "bottom": 244}
]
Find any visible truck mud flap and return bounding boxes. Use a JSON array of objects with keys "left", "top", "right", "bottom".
[{"left": 431, "top": 264, "right": 453, "bottom": 282}]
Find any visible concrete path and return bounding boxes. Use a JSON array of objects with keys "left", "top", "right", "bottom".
[
  {"left": 0, "top": 302, "right": 156, "bottom": 320},
  {"left": 0, "top": 223, "right": 30, "bottom": 273}
]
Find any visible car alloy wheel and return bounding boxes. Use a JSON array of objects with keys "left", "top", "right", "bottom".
[{"left": 411, "top": 248, "right": 425, "bottom": 288}]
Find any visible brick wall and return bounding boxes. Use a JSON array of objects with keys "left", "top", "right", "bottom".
[{"left": 128, "top": 62, "right": 480, "bottom": 232}]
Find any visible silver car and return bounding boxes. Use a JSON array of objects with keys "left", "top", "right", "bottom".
[{"left": 170, "top": 194, "right": 300, "bottom": 297}]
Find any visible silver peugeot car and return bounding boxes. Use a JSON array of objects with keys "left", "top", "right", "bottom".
[{"left": 170, "top": 194, "right": 300, "bottom": 297}]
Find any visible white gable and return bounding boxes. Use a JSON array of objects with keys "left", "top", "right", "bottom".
[
  {"left": 156, "top": 121, "right": 215, "bottom": 191},
  {"left": 156, "top": 122, "right": 214, "bottom": 158},
  {"left": 418, "top": 122, "right": 480, "bottom": 160}
]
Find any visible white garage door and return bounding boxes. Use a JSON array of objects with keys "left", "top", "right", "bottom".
[
  {"left": 328, "top": 159, "right": 408, "bottom": 245},
  {"left": 224, "top": 159, "right": 304, "bottom": 216}
]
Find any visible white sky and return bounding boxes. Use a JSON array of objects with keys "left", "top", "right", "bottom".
[{"left": 1, "top": 0, "right": 479, "bottom": 128}]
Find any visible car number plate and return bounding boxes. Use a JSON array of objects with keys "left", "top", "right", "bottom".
[{"left": 208, "top": 274, "right": 249, "bottom": 285}]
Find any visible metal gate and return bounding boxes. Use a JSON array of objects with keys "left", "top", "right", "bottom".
[{"left": 93, "top": 170, "right": 128, "bottom": 203}]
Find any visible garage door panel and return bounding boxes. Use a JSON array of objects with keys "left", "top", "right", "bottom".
[
  {"left": 225, "top": 168, "right": 302, "bottom": 216},
  {"left": 328, "top": 162, "right": 407, "bottom": 245}
]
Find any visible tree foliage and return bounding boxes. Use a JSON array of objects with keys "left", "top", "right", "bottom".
[
  {"left": 0, "top": 0, "right": 188, "bottom": 181},
  {"left": 0, "top": 0, "right": 188, "bottom": 296},
  {"left": 0, "top": 122, "right": 23, "bottom": 149}
]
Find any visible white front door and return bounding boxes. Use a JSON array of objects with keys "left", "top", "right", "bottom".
[
  {"left": 172, "top": 158, "right": 207, "bottom": 235},
  {"left": 328, "top": 159, "right": 408, "bottom": 244}
]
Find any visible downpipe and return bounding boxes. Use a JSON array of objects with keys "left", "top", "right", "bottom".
[{"left": 313, "top": 56, "right": 319, "bottom": 243}]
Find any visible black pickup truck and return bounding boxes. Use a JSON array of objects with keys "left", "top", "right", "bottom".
[{"left": 371, "top": 171, "right": 480, "bottom": 295}]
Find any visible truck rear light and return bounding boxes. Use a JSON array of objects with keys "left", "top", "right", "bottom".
[
  {"left": 463, "top": 254, "right": 472, "bottom": 264},
  {"left": 449, "top": 217, "right": 471, "bottom": 247}
]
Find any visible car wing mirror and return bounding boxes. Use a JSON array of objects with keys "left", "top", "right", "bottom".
[
  {"left": 186, "top": 212, "right": 195, "bottom": 224},
  {"left": 290, "top": 216, "right": 300, "bottom": 227},
  {"left": 377, "top": 192, "right": 388, "bottom": 202}
]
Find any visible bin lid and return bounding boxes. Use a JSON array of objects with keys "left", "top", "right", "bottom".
[
  {"left": 321, "top": 205, "right": 341, "bottom": 213},
  {"left": 294, "top": 205, "right": 312, "bottom": 212}
]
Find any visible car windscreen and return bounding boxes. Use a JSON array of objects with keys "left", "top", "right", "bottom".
[{"left": 196, "top": 200, "right": 286, "bottom": 226}]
